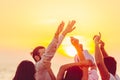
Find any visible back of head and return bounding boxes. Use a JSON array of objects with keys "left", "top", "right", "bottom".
[
  {"left": 104, "top": 57, "right": 117, "bottom": 76},
  {"left": 64, "top": 66, "right": 83, "bottom": 80},
  {"left": 31, "top": 46, "right": 45, "bottom": 62},
  {"left": 13, "top": 60, "right": 35, "bottom": 80}
]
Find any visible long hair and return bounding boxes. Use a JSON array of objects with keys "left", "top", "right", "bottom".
[{"left": 13, "top": 60, "right": 35, "bottom": 80}]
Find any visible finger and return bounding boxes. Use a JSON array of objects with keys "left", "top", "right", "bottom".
[
  {"left": 70, "top": 20, "right": 76, "bottom": 27},
  {"left": 59, "top": 25, "right": 64, "bottom": 32},
  {"left": 58, "top": 21, "right": 64, "bottom": 33},
  {"left": 99, "top": 40, "right": 102, "bottom": 43},
  {"left": 71, "top": 20, "right": 76, "bottom": 24},
  {"left": 72, "top": 26, "right": 76, "bottom": 30},
  {"left": 58, "top": 21, "right": 64, "bottom": 27},
  {"left": 70, "top": 36, "right": 74, "bottom": 39},
  {"left": 93, "top": 35, "right": 97, "bottom": 40},
  {"left": 60, "top": 21, "right": 65, "bottom": 27},
  {"left": 67, "top": 21, "right": 71, "bottom": 27},
  {"left": 99, "top": 32, "right": 101, "bottom": 39},
  {"left": 70, "top": 26, "right": 76, "bottom": 32}
]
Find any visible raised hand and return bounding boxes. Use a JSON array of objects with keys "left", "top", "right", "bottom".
[
  {"left": 55, "top": 21, "right": 65, "bottom": 38},
  {"left": 70, "top": 37, "right": 79, "bottom": 46},
  {"left": 93, "top": 32, "right": 101, "bottom": 44},
  {"left": 62, "top": 20, "right": 76, "bottom": 36},
  {"left": 99, "top": 40, "right": 105, "bottom": 48},
  {"left": 56, "top": 21, "right": 64, "bottom": 35}
]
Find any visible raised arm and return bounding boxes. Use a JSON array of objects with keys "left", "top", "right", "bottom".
[
  {"left": 57, "top": 20, "right": 76, "bottom": 48},
  {"left": 35, "top": 21, "right": 76, "bottom": 80},
  {"left": 99, "top": 40, "right": 109, "bottom": 58},
  {"left": 45, "top": 20, "right": 76, "bottom": 58},
  {"left": 54, "top": 21, "right": 65, "bottom": 39},
  {"left": 57, "top": 60, "right": 92, "bottom": 80},
  {"left": 70, "top": 37, "right": 85, "bottom": 61},
  {"left": 62, "top": 20, "right": 76, "bottom": 36},
  {"left": 94, "top": 34, "right": 110, "bottom": 80},
  {"left": 70, "top": 37, "right": 88, "bottom": 80}
]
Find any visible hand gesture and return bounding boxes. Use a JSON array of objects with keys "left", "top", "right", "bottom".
[
  {"left": 55, "top": 21, "right": 65, "bottom": 38},
  {"left": 62, "top": 20, "right": 76, "bottom": 36},
  {"left": 70, "top": 37, "right": 79, "bottom": 46},
  {"left": 93, "top": 32, "right": 101, "bottom": 44}
]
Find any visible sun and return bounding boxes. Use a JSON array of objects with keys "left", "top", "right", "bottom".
[
  {"left": 61, "top": 35, "right": 94, "bottom": 57},
  {"left": 63, "top": 45, "right": 77, "bottom": 57}
]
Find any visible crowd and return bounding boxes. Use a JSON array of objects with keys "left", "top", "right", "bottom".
[{"left": 13, "top": 20, "right": 120, "bottom": 80}]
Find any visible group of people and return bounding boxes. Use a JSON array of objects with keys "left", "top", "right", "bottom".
[{"left": 13, "top": 20, "right": 120, "bottom": 80}]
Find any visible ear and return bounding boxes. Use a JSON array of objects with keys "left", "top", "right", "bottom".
[{"left": 30, "top": 52, "right": 33, "bottom": 56}]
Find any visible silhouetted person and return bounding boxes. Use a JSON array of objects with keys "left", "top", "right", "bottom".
[
  {"left": 56, "top": 37, "right": 97, "bottom": 80},
  {"left": 57, "top": 59, "right": 93, "bottom": 80},
  {"left": 31, "top": 20, "right": 76, "bottom": 80},
  {"left": 13, "top": 60, "right": 35, "bottom": 80},
  {"left": 94, "top": 33, "right": 120, "bottom": 80},
  {"left": 71, "top": 37, "right": 98, "bottom": 80}
]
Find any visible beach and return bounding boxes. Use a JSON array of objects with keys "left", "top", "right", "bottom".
[{"left": 0, "top": 53, "right": 120, "bottom": 80}]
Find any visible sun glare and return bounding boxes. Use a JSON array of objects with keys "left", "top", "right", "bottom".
[
  {"left": 61, "top": 35, "right": 94, "bottom": 57},
  {"left": 64, "top": 46, "right": 77, "bottom": 57}
]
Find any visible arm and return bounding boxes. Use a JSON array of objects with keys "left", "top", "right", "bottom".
[
  {"left": 41, "top": 21, "right": 65, "bottom": 61},
  {"left": 70, "top": 37, "right": 85, "bottom": 61},
  {"left": 57, "top": 20, "right": 76, "bottom": 48},
  {"left": 99, "top": 40, "right": 109, "bottom": 58},
  {"left": 70, "top": 37, "right": 88, "bottom": 80},
  {"left": 47, "top": 20, "right": 76, "bottom": 80},
  {"left": 35, "top": 21, "right": 65, "bottom": 73},
  {"left": 44, "top": 20, "right": 76, "bottom": 61},
  {"left": 36, "top": 20, "right": 76, "bottom": 73},
  {"left": 94, "top": 35, "right": 110, "bottom": 80},
  {"left": 57, "top": 60, "right": 92, "bottom": 80},
  {"left": 35, "top": 21, "right": 76, "bottom": 80},
  {"left": 62, "top": 21, "right": 76, "bottom": 36}
]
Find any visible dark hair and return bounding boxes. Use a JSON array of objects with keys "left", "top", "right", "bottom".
[
  {"left": 31, "top": 46, "right": 45, "bottom": 62},
  {"left": 64, "top": 66, "right": 83, "bottom": 80},
  {"left": 104, "top": 56, "right": 117, "bottom": 76},
  {"left": 13, "top": 60, "right": 35, "bottom": 80}
]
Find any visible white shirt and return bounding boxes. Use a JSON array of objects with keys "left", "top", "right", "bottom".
[
  {"left": 74, "top": 50, "right": 99, "bottom": 80},
  {"left": 35, "top": 35, "right": 64, "bottom": 80},
  {"left": 74, "top": 50, "right": 95, "bottom": 63},
  {"left": 109, "top": 73, "right": 120, "bottom": 80},
  {"left": 88, "top": 69, "right": 99, "bottom": 80},
  {"left": 116, "top": 74, "right": 120, "bottom": 80}
]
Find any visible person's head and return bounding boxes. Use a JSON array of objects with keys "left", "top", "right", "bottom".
[
  {"left": 64, "top": 66, "right": 83, "bottom": 80},
  {"left": 31, "top": 46, "right": 45, "bottom": 62},
  {"left": 104, "top": 56, "right": 117, "bottom": 76},
  {"left": 13, "top": 60, "right": 35, "bottom": 80}
]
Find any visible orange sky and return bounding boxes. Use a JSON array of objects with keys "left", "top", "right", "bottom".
[{"left": 0, "top": 0, "right": 120, "bottom": 79}]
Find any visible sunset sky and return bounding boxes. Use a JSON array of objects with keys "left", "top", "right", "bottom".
[{"left": 0, "top": 0, "right": 120, "bottom": 79}]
